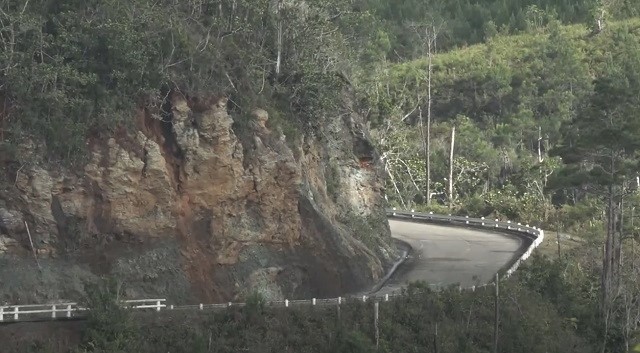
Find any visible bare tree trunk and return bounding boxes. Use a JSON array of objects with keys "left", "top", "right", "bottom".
[
  {"left": 24, "top": 221, "right": 41, "bottom": 270},
  {"left": 275, "top": 0, "right": 283, "bottom": 75},
  {"left": 603, "top": 183, "right": 614, "bottom": 310},
  {"left": 602, "top": 181, "right": 616, "bottom": 353},
  {"left": 448, "top": 126, "right": 455, "bottom": 210},
  {"left": 537, "top": 126, "right": 543, "bottom": 163},
  {"left": 603, "top": 150, "right": 620, "bottom": 315},
  {"left": 433, "top": 25, "right": 437, "bottom": 54},
  {"left": 385, "top": 162, "right": 407, "bottom": 209},
  {"left": 617, "top": 189, "right": 625, "bottom": 279},
  {"left": 426, "top": 33, "right": 433, "bottom": 205},
  {"left": 557, "top": 224, "right": 562, "bottom": 259},
  {"left": 419, "top": 105, "right": 427, "bottom": 203}
]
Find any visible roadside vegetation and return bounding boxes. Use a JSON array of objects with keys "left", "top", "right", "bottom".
[
  {"left": 15, "top": 269, "right": 591, "bottom": 353},
  {"left": 2, "top": 0, "right": 640, "bottom": 351}
]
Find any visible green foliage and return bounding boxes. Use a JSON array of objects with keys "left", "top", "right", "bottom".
[
  {"left": 0, "top": 0, "right": 376, "bottom": 162},
  {"left": 78, "top": 278, "right": 137, "bottom": 353},
  {"left": 519, "top": 254, "right": 606, "bottom": 349},
  {"left": 331, "top": 330, "right": 376, "bottom": 353},
  {"left": 367, "top": 0, "right": 640, "bottom": 58},
  {"left": 551, "top": 24, "right": 640, "bottom": 189},
  {"left": 324, "top": 162, "right": 341, "bottom": 202},
  {"left": 22, "top": 275, "right": 591, "bottom": 353},
  {"left": 244, "top": 290, "right": 267, "bottom": 320},
  {"left": 337, "top": 210, "right": 389, "bottom": 253},
  {"left": 375, "top": 18, "right": 640, "bottom": 225}
]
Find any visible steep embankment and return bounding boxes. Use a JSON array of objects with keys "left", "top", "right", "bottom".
[{"left": 0, "top": 91, "right": 395, "bottom": 304}]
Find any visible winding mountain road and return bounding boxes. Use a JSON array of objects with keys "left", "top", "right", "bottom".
[
  {"left": 372, "top": 219, "right": 525, "bottom": 296},
  {"left": 0, "top": 213, "right": 539, "bottom": 325}
]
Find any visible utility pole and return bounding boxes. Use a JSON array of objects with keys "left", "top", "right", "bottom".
[
  {"left": 374, "top": 302, "right": 379, "bottom": 349},
  {"left": 434, "top": 322, "right": 439, "bottom": 353},
  {"left": 619, "top": 193, "right": 624, "bottom": 274},
  {"left": 448, "top": 126, "right": 455, "bottom": 210},
  {"left": 493, "top": 273, "right": 499, "bottom": 353},
  {"left": 632, "top": 207, "right": 635, "bottom": 271}
]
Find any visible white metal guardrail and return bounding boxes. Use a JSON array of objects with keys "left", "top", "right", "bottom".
[
  {"left": 0, "top": 299, "right": 166, "bottom": 322},
  {"left": 1, "top": 210, "right": 543, "bottom": 322}
]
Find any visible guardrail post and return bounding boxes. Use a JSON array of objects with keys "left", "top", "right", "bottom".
[
  {"left": 52, "top": 305, "right": 56, "bottom": 319},
  {"left": 0, "top": 306, "right": 4, "bottom": 322},
  {"left": 199, "top": 303, "right": 203, "bottom": 310},
  {"left": 465, "top": 216, "right": 469, "bottom": 224},
  {"left": 385, "top": 294, "right": 389, "bottom": 302},
  {"left": 170, "top": 305, "right": 174, "bottom": 310},
  {"left": 285, "top": 299, "right": 289, "bottom": 307},
  {"left": 481, "top": 217, "right": 485, "bottom": 226},
  {"left": 312, "top": 298, "right": 316, "bottom": 306},
  {"left": 471, "top": 286, "right": 476, "bottom": 292},
  {"left": 362, "top": 295, "right": 367, "bottom": 302},
  {"left": 228, "top": 302, "right": 232, "bottom": 307},
  {"left": 13, "top": 306, "right": 18, "bottom": 320},
  {"left": 66, "top": 304, "right": 72, "bottom": 318},
  {"left": 338, "top": 296, "right": 342, "bottom": 305}
]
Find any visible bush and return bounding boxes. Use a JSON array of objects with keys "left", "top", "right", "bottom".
[{"left": 77, "top": 278, "right": 137, "bottom": 353}]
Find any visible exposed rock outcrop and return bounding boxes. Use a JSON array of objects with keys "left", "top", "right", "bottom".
[{"left": 0, "top": 91, "right": 394, "bottom": 304}]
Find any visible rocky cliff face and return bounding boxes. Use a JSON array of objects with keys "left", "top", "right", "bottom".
[{"left": 0, "top": 91, "right": 395, "bottom": 304}]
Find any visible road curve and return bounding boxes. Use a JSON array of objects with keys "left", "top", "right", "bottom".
[{"left": 372, "top": 219, "right": 524, "bottom": 296}]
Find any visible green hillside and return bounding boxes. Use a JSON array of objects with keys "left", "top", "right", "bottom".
[
  {"left": 2, "top": 0, "right": 640, "bottom": 352},
  {"left": 375, "top": 18, "right": 640, "bottom": 224},
  {"left": 370, "top": 17, "right": 640, "bottom": 352}
]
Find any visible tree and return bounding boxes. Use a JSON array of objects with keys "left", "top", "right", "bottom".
[
  {"left": 550, "top": 25, "right": 640, "bottom": 348},
  {"left": 411, "top": 19, "right": 443, "bottom": 206}
]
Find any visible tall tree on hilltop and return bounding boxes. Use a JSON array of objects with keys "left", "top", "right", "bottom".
[{"left": 411, "top": 18, "right": 443, "bottom": 206}]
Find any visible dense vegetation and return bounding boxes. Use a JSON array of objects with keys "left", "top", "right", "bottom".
[
  {"left": 374, "top": 14, "right": 640, "bottom": 353},
  {"left": 0, "top": 0, "right": 375, "bottom": 161},
  {"left": 369, "top": 0, "right": 640, "bottom": 56},
  {"left": 18, "top": 265, "right": 593, "bottom": 353},
  {"left": 2, "top": 0, "right": 640, "bottom": 352},
  {"left": 3, "top": 0, "right": 640, "bottom": 161}
]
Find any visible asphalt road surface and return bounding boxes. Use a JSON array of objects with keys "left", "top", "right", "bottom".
[{"left": 373, "top": 219, "right": 524, "bottom": 296}]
